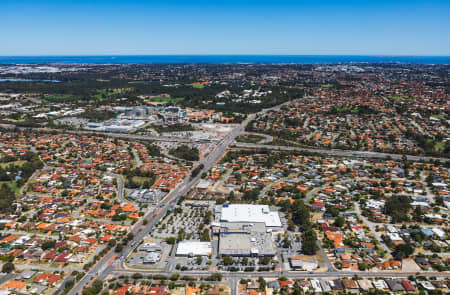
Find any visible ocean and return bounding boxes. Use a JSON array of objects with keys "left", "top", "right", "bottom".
[{"left": 0, "top": 55, "right": 449, "bottom": 64}]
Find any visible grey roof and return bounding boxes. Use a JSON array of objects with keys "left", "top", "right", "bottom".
[
  {"left": 16, "top": 270, "right": 36, "bottom": 280},
  {"left": 386, "top": 280, "right": 404, "bottom": 292}
]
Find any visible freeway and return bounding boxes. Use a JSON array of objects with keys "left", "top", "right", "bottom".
[
  {"left": 233, "top": 143, "right": 450, "bottom": 162},
  {"left": 1, "top": 125, "right": 197, "bottom": 143}
]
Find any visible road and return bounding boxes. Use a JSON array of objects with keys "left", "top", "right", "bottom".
[
  {"left": 259, "top": 177, "right": 287, "bottom": 198},
  {"left": 107, "top": 172, "right": 126, "bottom": 202},
  {"left": 110, "top": 268, "right": 450, "bottom": 279},
  {"left": 68, "top": 106, "right": 258, "bottom": 295},
  {"left": 60, "top": 99, "right": 450, "bottom": 294},
  {"left": 19, "top": 169, "right": 42, "bottom": 195},
  {"left": 233, "top": 143, "right": 449, "bottom": 162},
  {"left": 304, "top": 177, "right": 391, "bottom": 255},
  {"left": 132, "top": 148, "right": 143, "bottom": 168},
  {"left": 316, "top": 238, "right": 334, "bottom": 272},
  {"left": 0, "top": 273, "right": 14, "bottom": 287},
  {"left": 54, "top": 275, "right": 75, "bottom": 295},
  {"left": 354, "top": 202, "right": 392, "bottom": 254},
  {"left": 420, "top": 170, "right": 435, "bottom": 204},
  {"left": 110, "top": 266, "right": 450, "bottom": 295},
  {"left": 5, "top": 125, "right": 199, "bottom": 144},
  {"left": 240, "top": 132, "right": 273, "bottom": 144}
]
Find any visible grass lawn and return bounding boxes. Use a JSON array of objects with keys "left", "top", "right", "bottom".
[
  {"left": 388, "top": 95, "right": 408, "bottom": 100},
  {"left": 93, "top": 89, "right": 127, "bottom": 100},
  {"left": 147, "top": 96, "right": 184, "bottom": 103},
  {"left": 0, "top": 160, "right": 27, "bottom": 168},
  {"left": 34, "top": 107, "right": 50, "bottom": 112},
  {"left": 0, "top": 181, "right": 22, "bottom": 196},
  {"left": 131, "top": 176, "right": 153, "bottom": 186},
  {"left": 236, "top": 134, "right": 266, "bottom": 143},
  {"left": 50, "top": 262, "right": 60, "bottom": 268},
  {"left": 45, "top": 94, "right": 73, "bottom": 102},
  {"left": 188, "top": 83, "right": 205, "bottom": 89},
  {"left": 431, "top": 114, "right": 445, "bottom": 119},
  {"left": 4, "top": 118, "right": 25, "bottom": 123},
  {"left": 434, "top": 141, "right": 447, "bottom": 152}
]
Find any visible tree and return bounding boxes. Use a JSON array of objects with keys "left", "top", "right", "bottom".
[
  {"left": 132, "top": 273, "right": 143, "bottom": 280},
  {"left": 126, "top": 233, "right": 134, "bottom": 241},
  {"left": 205, "top": 273, "right": 222, "bottom": 281},
  {"left": 394, "top": 244, "right": 414, "bottom": 260},
  {"left": 385, "top": 195, "right": 411, "bottom": 223},
  {"left": 200, "top": 229, "right": 210, "bottom": 241},
  {"left": 165, "top": 237, "right": 176, "bottom": 245},
  {"left": 0, "top": 184, "right": 16, "bottom": 214},
  {"left": 243, "top": 189, "right": 260, "bottom": 202},
  {"left": 2, "top": 262, "right": 14, "bottom": 273},
  {"left": 287, "top": 219, "right": 296, "bottom": 231},
  {"left": 260, "top": 256, "right": 271, "bottom": 265},
  {"left": 242, "top": 257, "right": 248, "bottom": 265},
  {"left": 169, "top": 145, "right": 199, "bottom": 161},
  {"left": 258, "top": 277, "right": 266, "bottom": 292},
  {"left": 196, "top": 256, "right": 203, "bottom": 265},
  {"left": 282, "top": 236, "right": 291, "bottom": 248},
  {"left": 170, "top": 273, "right": 180, "bottom": 281},
  {"left": 115, "top": 244, "right": 123, "bottom": 253},
  {"left": 108, "top": 239, "right": 116, "bottom": 248},
  {"left": 223, "top": 256, "right": 234, "bottom": 266},
  {"left": 301, "top": 228, "right": 318, "bottom": 255},
  {"left": 83, "top": 279, "right": 103, "bottom": 295},
  {"left": 41, "top": 240, "right": 56, "bottom": 250},
  {"left": 334, "top": 216, "right": 345, "bottom": 228},
  {"left": 291, "top": 200, "right": 311, "bottom": 226}
]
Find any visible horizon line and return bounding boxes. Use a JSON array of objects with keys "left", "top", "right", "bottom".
[{"left": 1, "top": 54, "right": 450, "bottom": 57}]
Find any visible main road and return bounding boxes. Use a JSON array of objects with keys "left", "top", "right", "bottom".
[
  {"left": 111, "top": 268, "right": 450, "bottom": 279},
  {"left": 0, "top": 124, "right": 195, "bottom": 143},
  {"left": 233, "top": 143, "right": 449, "bottom": 162},
  {"left": 67, "top": 106, "right": 259, "bottom": 295},
  {"left": 65, "top": 99, "right": 450, "bottom": 294}
]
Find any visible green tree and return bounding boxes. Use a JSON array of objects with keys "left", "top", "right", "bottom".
[
  {"left": 223, "top": 256, "right": 234, "bottom": 266},
  {"left": 334, "top": 216, "right": 345, "bottom": 228},
  {"left": 385, "top": 195, "right": 411, "bottom": 223},
  {"left": 301, "top": 228, "right": 318, "bottom": 255},
  {"left": 41, "top": 240, "right": 56, "bottom": 250},
  {"left": 394, "top": 244, "right": 414, "bottom": 259},
  {"left": 2, "top": 262, "right": 14, "bottom": 273}
]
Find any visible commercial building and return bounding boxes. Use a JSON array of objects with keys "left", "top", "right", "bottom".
[
  {"left": 139, "top": 242, "right": 162, "bottom": 252},
  {"left": 290, "top": 255, "right": 318, "bottom": 271},
  {"left": 176, "top": 241, "right": 212, "bottom": 257},
  {"left": 143, "top": 252, "right": 160, "bottom": 264},
  {"left": 127, "top": 189, "right": 166, "bottom": 203},
  {"left": 213, "top": 204, "right": 280, "bottom": 257},
  {"left": 86, "top": 119, "right": 145, "bottom": 133},
  {"left": 216, "top": 204, "right": 282, "bottom": 229},
  {"left": 217, "top": 222, "right": 276, "bottom": 257}
]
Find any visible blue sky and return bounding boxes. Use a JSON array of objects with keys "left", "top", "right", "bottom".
[{"left": 2, "top": 0, "right": 450, "bottom": 56}]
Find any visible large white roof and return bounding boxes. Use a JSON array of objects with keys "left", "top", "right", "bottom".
[
  {"left": 220, "top": 204, "right": 282, "bottom": 227},
  {"left": 176, "top": 241, "right": 212, "bottom": 256}
]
